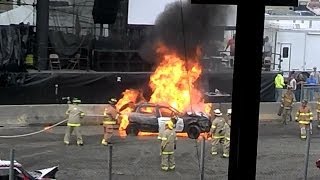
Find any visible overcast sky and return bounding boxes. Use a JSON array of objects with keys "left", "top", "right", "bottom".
[
  {"left": 128, "top": 0, "right": 236, "bottom": 26},
  {"left": 128, "top": 0, "right": 178, "bottom": 25}
]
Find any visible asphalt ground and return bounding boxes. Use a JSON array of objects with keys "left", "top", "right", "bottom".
[{"left": 0, "top": 121, "right": 320, "bottom": 180}]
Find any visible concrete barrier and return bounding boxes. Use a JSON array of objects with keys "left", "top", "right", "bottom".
[
  {"left": 0, "top": 102, "right": 318, "bottom": 126},
  {"left": 0, "top": 104, "right": 107, "bottom": 126}
]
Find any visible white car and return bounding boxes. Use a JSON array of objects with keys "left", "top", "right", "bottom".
[{"left": 0, "top": 160, "right": 58, "bottom": 180}]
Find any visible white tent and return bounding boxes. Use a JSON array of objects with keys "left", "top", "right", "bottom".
[{"left": 0, "top": 6, "right": 35, "bottom": 25}]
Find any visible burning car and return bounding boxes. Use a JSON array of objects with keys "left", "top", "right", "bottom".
[
  {"left": 0, "top": 160, "right": 58, "bottom": 180},
  {"left": 125, "top": 103, "right": 211, "bottom": 139}
]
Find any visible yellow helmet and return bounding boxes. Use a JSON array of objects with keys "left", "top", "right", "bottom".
[
  {"left": 165, "top": 121, "right": 174, "bottom": 130},
  {"left": 227, "top": 109, "right": 232, "bottom": 115}
]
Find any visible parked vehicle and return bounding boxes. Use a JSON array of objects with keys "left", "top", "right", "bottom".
[
  {"left": 0, "top": 160, "right": 58, "bottom": 180},
  {"left": 125, "top": 103, "right": 211, "bottom": 139},
  {"left": 264, "top": 28, "right": 320, "bottom": 72}
]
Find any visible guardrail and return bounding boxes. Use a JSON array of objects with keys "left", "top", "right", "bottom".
[{"left": 301, "top": 84, "right": 320, "bottom": 102}]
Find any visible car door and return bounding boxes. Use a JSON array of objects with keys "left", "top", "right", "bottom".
[
  {"left": 136, "top": 105, "right": 158, "bottom": 131},
  {"left": 158, "top": 107, "right": 184, "bottom": 132}
]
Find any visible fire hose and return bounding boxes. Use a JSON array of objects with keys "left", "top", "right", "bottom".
[{"left": 0, "top": 119, "right": 68, "bottom": 138}]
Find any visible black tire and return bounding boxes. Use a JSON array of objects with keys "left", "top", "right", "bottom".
[
  {"left": 125, "top": 124, "right": 139, "bottom": 136},
  {"left": 187, "top": 124, "right": 201, "bottom": 139}
]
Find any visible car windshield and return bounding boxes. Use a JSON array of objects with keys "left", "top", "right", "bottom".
[{"left": 139, "top": 106, "right": 156, "bottom": 115}]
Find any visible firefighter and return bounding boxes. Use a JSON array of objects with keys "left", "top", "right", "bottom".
[
  {"left": 161, "top": 121, "right": 176, "bottom": 171},
  {"left": 64, "top": 98, "right": 85, "bottom": 145},
  {"left": 279, "top": 86, "right": 295, "bottom": 124},
  {"left": 210, "top": 109, "right": 226, "bottom": 155},
  {"left": 295, "top": 100, "right": 313, "bottom": 139},
  {"left": 158, "top": 116, "right": 178, "bottom": 156},
  {"left": 222, "top": 109, "right": 231, "bottom": 158},
  {"left": 102, "top": 98, "right": 118, "bottom": 146}
]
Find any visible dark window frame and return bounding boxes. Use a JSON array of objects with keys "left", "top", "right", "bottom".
[{"left": 191, "top": 1, "right": 298, "bottom": 180}]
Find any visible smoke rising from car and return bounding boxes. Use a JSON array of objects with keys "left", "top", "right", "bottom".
[{"left": 139, "top": 0, "right": 232, "bottom": 64}]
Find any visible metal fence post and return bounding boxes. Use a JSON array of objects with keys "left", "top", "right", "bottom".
[
  {"left": 108, "top": 144, "right": 113, "bottom": 180},
  {"left": 304, "top": 122, "right": 312, "bottom": 180},
  {"left": 200, "top": 136, "right": 205, "bottom": 180},
  {"left": 9, "top": 149, "right": 15, "bottom": 180},
  {"left": 300, "top": 84, "right": 303, "bottom": 102}
]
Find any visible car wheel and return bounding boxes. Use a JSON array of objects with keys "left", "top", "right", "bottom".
[
  {"left": 125, "top": 124, "right": 139, "bottom": 136},
  {"left": 187, "top": 125, "right": 201, "bottom": 139}
]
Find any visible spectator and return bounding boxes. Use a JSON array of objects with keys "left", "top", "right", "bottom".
[
  {"left": 274, "top": 71, "right": 285, "bottom": 102},
  {"left": 310, "top": 67, "right": 320, "bottom": 84},
  {"left": 289, "top": 73, "right": 297, "bottom": 94},
  {"left": 295, "top": 73, "right": 305, "bottom": 102},
  {"left": 306, "top": 74, "right": 317, "bottom": 101},
  {"left": 263, "top": 36, "right": 272, "bottom": 58},
  {"left": 225, "top": 34, "right": 235, "bottom": 56}
]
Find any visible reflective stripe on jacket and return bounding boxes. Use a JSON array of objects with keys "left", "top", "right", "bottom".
[
  {"left": 281, "top": 92, "right": 294, "bottom": 108},
  {"left": 103, "top": 104, "right": 118, "bottom": 125},
  {"left": 295, "top": 107, "right": 313, "bottom": 124},
  {"left": 66, "top": 104, "right": 84, "bottom": 126},
  {"left": 161, "top": 129, "right": 176, "bottom": 154},
  {"left": 210, "top": 117, "right": 226, "bottom": 139}
]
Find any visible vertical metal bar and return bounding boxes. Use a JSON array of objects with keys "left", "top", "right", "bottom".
[
  {"left": 55, "top": 84, "right": 59, "bottom": 103},
  {"left": 108, "top": 144, "right": 113, "bottom": 180},
  {"left": 73, "top": 0, "right": 75, "bottom": 34},
  {"left": 9, "top": 149, "right": 15, "bottom": 180},
  {"left": 100, "top": 24, "right": 104, "bottom": 38},
  {"left": 228, "top": 2, "right": 265, "bottom": 179},
  {"left": 200, "top": 136, "right": 205, "bottom": 180},
  {"left": 36, "top": 0, "right": 49, "bottom": 70},
  {"left": 304, "top": 122, "right": 312, "bottom": 180}
]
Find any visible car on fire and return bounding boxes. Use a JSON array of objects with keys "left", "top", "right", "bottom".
[
  {"left": 0, "top": 160, "right": 58, "bottom": 180},
  {"left": 125, "top": 103, "right": 211, "bottom": 139}
]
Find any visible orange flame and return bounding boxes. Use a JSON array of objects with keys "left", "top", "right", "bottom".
[
  {"left": 115, "top": 43, "right": 210, "bottom": 135},
  {"left": 115, "top": 89, "right": 140, "bottom": 131},
  {"left": 149, "top": 44, "right": 203, "bottom": 112}
]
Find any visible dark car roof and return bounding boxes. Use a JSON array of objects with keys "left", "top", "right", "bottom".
[{"left": 135, "top": 102, "right": 181, "bottom": 113}]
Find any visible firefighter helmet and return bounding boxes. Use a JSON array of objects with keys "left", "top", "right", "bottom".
[
  {"left": 165, "top": 121, "right": 174, "bottom": 130},
  {"left": 214, "top": 109, "right": 222, "bottom": 116},
  {"left": 227, "top": 109, "right": 232, "bottom": 115},
  {"left": 108, "top": 98, "right": 117, "bottom": 105},
  {"left": 72, "top": 98, "right": 81, "bottom": 104}
]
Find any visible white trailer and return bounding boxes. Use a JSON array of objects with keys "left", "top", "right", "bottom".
[{"left": 266, "top": 29, "right": 320, "bottom": 72}]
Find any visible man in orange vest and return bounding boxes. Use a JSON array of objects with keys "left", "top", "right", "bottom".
[
  {"left": 102, "top": 98, "right": 118, "bottom": 145},
  {"left": 295, "top": 100, "right": 313, "bottom": 139}
]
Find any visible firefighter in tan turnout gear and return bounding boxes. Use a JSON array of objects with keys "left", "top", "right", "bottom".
[
  {"left": 161, "top": 121, "right": 176, "bottom": 171},
  {"left": 102, "top": 98, "right": 118, "bottom": 146},
  {"left": 210, "top": 109, "right": 226, "bottom": 156},
  {"left": 279, "top": 86, "right": 295, "bottom": 124},
  {"left": 64, "top": 98, "right": 85, "bottom": 145},
  {"left": 222, "top": 109, "right": 231, "bottom": 158},
  {"left": 295, "top": 100, "right": 313, "bottom": 139}
]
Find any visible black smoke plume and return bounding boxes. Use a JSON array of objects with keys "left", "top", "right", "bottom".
[{"left": 139, "top": 0, "right": 232, "bottom": 64}]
